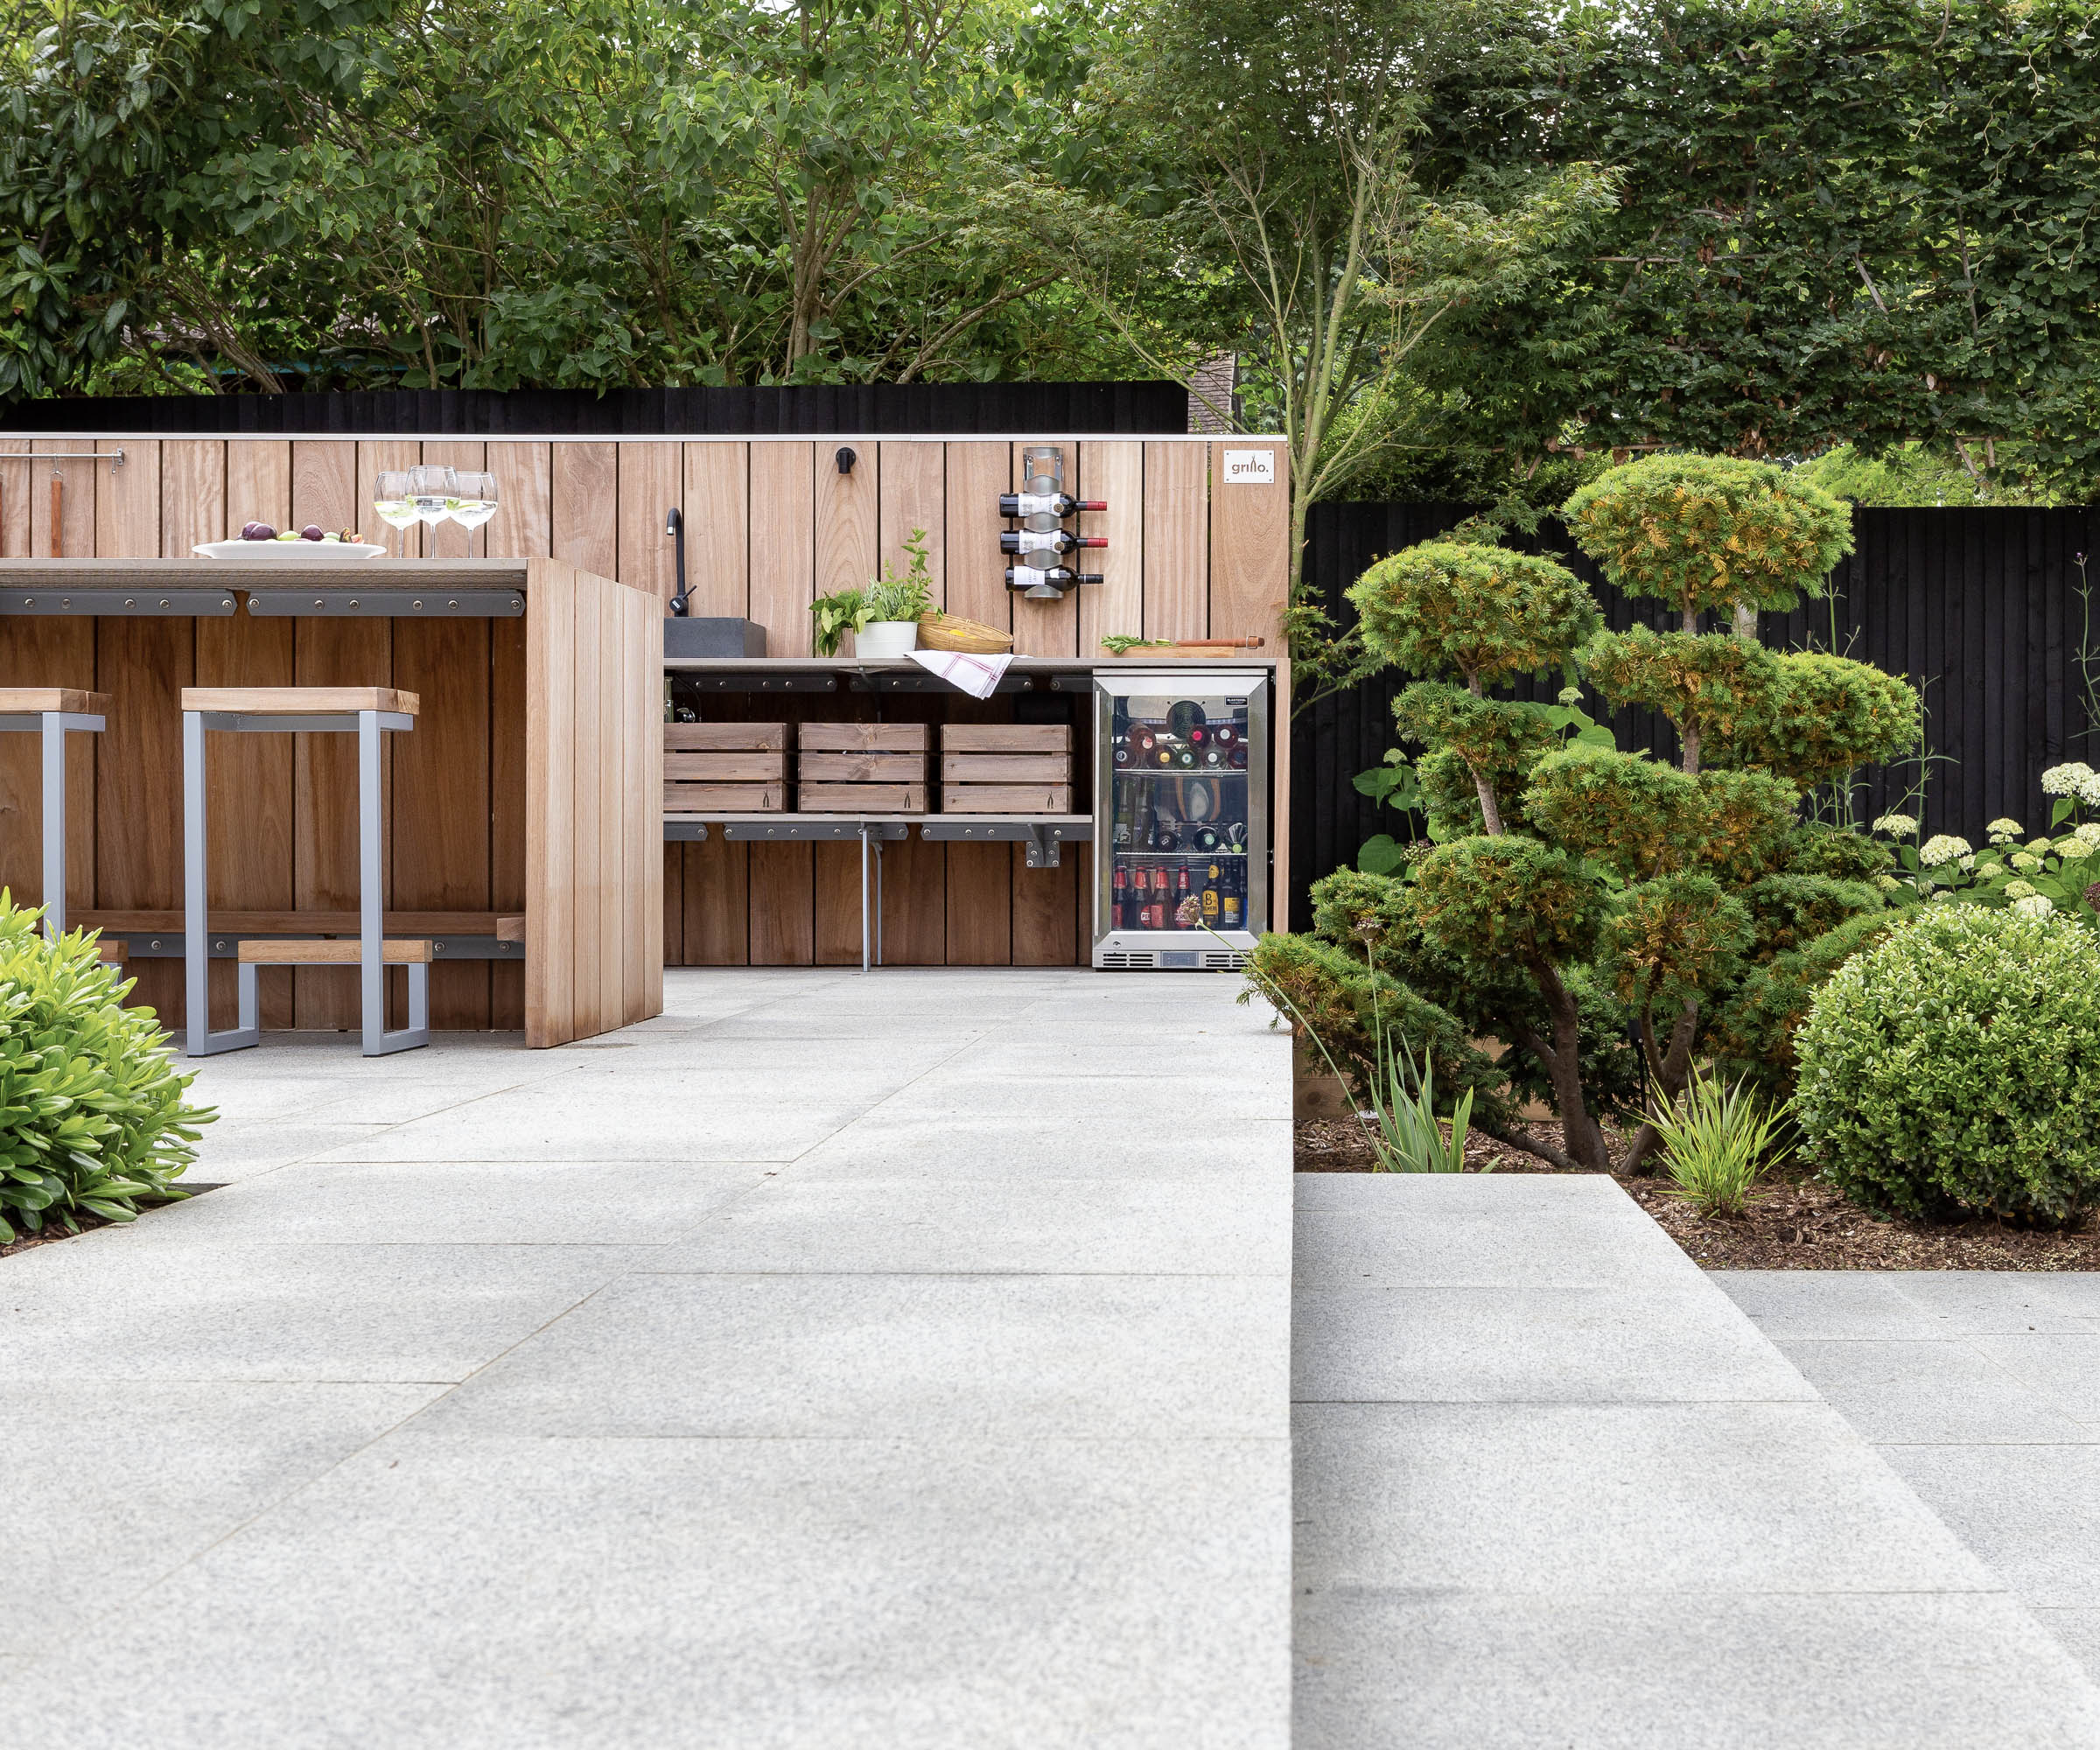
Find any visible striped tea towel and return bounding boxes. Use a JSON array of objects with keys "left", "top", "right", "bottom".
[{"left": 906, "top": 648, "right": 1012, "bottom": 700}]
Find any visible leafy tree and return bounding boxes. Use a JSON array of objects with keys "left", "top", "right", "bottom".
[
  {"left": 1418, "top": 0, "right": 2100, "bottom": 496},
  {"left": 1261, "top": 454, "right": 1918, "bottom": 1172}
]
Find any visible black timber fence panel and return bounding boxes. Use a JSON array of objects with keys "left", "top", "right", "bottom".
[
  {"left": 0, "top": 381, "right": 1189, "bottom": 436},
  {"left": 1292, "top": 501, "right": 2100, "bottom": 931}
]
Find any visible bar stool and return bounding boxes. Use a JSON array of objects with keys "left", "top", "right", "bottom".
[
  {"left": 0, "top": 688, "right": 108, "bottom": 941},
  {"left": 180, "top": 687, "right": 429, "bottom": 1058}
]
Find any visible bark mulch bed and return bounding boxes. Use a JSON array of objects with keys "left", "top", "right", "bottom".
[{"left": 1295, "top": 1117, "right": 2100, "bottom": 1272}]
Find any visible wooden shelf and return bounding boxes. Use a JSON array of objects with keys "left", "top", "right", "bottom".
[{"left": 74, "top": 909, "right": 513, "bottom": 937}]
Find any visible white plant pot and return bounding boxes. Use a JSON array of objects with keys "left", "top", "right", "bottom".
[{"left": 856, "top": 620, "right": 920, "bottom": 658}]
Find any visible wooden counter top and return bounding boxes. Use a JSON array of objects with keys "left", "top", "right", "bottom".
[{"left": 0, "top": 558, "right": 532, "bottom": 591}]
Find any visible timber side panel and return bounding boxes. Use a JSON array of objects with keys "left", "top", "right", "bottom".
[
  {"left": 94, "top": 441, "right": 186, "bottom": 1020},
  {"left": 1208, "top": 439, "right": 1289, "bottom": 649},
  {"left": 487, "top": 443, "right": 547, "bottom": 1029},
  {"left": 813, "top": 841, "right": 862, "bottom": 965},
  {"left": 291, "top": 442, "right": 382, "bottom": 1027},
  {"left": 815, "top": 438, "right": 878, "bottom": 614},
  {"left": 525, "top": 559, "right": 578, "bottom": 1045},
  {"left": 211, "top": 442, "right": 294, "bottom": 1027},
  {"left": 393, "top": 614, "right": 493, "bottom": 1027},
  {"left": 749, "top": 444, "right": 815, "bottom": 656},
  {"left": 878, "top": 441, "right": 946, "bottom": 607},
  {"left": 570, "top": 570, "right": 607, "bottom": 1040},
  {"left": 746, "top": 444, "right": 816, "bottom": 961},
  {"left": 1012, "top": 844, "right": 1077, "bottom": 966},
  {"left": 553, "top": 442, "right": 620, "bottom": 580},
  {"left": 941, "top": 443, "right": 1016, "bottom": 948},
  {"left": 1077, "top": 441, "right": 1143, "bottom": 662},
  {"left": 618, "top": 442, "right": 681, "bottom": 608},
  {"left": 1143, "top": 442, "right": 1208, "bottom": 640},
  {"left": 682, "top": 443, "right": 750, "bottom": 619}
]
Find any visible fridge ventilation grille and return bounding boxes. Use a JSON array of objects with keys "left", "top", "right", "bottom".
[{"left": 1099, "top": 950, "right": 1249, "bottom": 971}]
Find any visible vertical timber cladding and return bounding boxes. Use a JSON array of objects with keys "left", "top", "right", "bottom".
[{"left": 0, "top": 431, "right": 1291, "bottom": 992}]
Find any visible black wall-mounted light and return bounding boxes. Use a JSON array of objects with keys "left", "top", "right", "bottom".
[
  {"left": 665, "top": 507, "right": 690, "bottom": 616},
  {"left": 836, "top": 446, "right": 857, "bottom": 476}
]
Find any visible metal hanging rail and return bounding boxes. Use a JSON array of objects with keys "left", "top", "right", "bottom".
[{"left": 0, "top": 451, "right": 124, "bottom": 466}]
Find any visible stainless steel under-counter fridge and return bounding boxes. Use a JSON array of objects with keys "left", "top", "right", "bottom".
[{"left": 1092, "top": 670, "right": 1270, "bottom": 969}]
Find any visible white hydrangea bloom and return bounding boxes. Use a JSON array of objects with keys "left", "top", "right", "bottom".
[
  {"left": 1919, "top": 834, "right": 1972, "bottom": 868},
  {"left": 1874, "top": 873, "right": 1902, "bottom": 892},
  {"left": 2082, "top": 774, "right": 2100, "bottom": 809},
  {"left": 2028, "top": 838, "right": 2054, "bottom": 855},
  {"left": 1556, "top": 685, "right": 1583, "bottom": 706},
  {"left": 2076, "top": 822, "right": 2100, "bottom": 850},
  {"left": 1986, "top": 816, "right": 2024, "bottom": 837},
  {"left": 2012, "top": 893, "right": 2055, "bottom": 917},
  {"left": 2053, "top": 836, "right": 2088, "bottom": 856},
  {"left": 2011, "top": 851, "right": 2041, "bottom": 872},
  {"left": 1928, "top": 889, "right": 1957, "bottom": 902},
  {"left": 2003, "top": 878, "right": 2038, "bottom": 900},
  {"left": 2042, "top": 762, "right": 2097, "bottom": 796},
  {"left": 1960, "top": 853, "right": 1977, "bottom": 871},
  {"left": 1872, "top": 813, "right": 1918, "bottom": 836}
]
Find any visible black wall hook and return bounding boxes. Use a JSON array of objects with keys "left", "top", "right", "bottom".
[
  {"left": 836, "top": 446, "right": 857, "bottom": 475},
  {"left": 665, "top": 507, "right": 690, "bottom": 616}
]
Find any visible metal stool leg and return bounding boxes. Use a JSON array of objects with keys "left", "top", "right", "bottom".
[
  {"left": 859, "top": 824, "right": 872, "bottom": 975},
  {"left": 185, "top": 710, "right": 257, "bottom": 1055},
  {"left": 39, "top": 710, "right": 65, "bottom": 942},
  {"left": 360, "top": 708, "right": 428, "bottom": 1056}
]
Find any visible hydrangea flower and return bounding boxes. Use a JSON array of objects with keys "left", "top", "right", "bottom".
[
  {"left": 1986, "top": 817, "right": 2024, "bottom": 838},
  {"left": 1556, "top": 685, "right": 1583, "bottom": 707},
  {"left": 1919, "top": 834, "right": 1972, "bottom": 868},
  {"left": 2076, "top": 822, "right": 2100, "bottom": 850},
  {"left": 2012, "top": 893, "right": 2055, "bottom": 918},
  {"left": 2012, "top": 851, "right": 2041, "bottom": 872},
  {"left": 1928, "top": 889, "right": 1957, "bottom": 902},
  {"left": 2004, "top": 878, "right": 2038, "bottom": 900},
  {"left": 1960, "top": 853, "right": 1977, "bottom": 871},
  {"left": 2042, "top": 762, "right": 2097, "bottom": 795},
  {"left": 1874, "top": 873, "right": 1902, "bottom": 892},
  {"left": 2028, "top": 838, "right": 2054, "bottom": 855},
  {"left": 1872, "top": 813, "right": 1918, "bottom": 837}
]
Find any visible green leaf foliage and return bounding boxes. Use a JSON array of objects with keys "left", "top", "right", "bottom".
[
  {"left": 1584, "top": 625, "right": 1782, "bottom": 758},
  {"left": 1347, "top": 542, "right": 1600, "bottom": 686},
  {"left": 1561, "top": 455, "right": 1853, "bottom": 616},
  {"left": 1393, "top": 682, "right": 1556, "bottom": 802},
  {"left": 1603, "top": 873, "right": 1753, "bottom": 1010},
  {"left": 1739, "top": 874, "right": 1886, "bottom": 962},
  {"left": 1522, "top": 748, "right": 1796, "bottom": 882},
  {"left": 0, "top": 895, "right": 214, "bottom": 1244},
  {"left": 1708, "top": 909, "right": 1902, "bottom": 1092},
  {"left": 1796, "top": 906, "right": 2100, "bottom": 1226},
  {"left": 1242, "top": 929, "right": 1513, "bottom": 1130},
  {"left": 1406, "top": 835, "right": 1605, "bottom": 967},
  {"left": 1780, "top": 822, "right": 1898, "bottom": 885},
  {"left": 1705, "top": 650, "right": 1921, "bottom": 785}
]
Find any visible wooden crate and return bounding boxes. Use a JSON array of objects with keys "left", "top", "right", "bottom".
[
  {"left": 665, "top": 722, "right": 788, "bottom": 751},
  {"left": 799, "top": 721, "right": 931, "bottom": 752},
  {"left": 801, "top": 750, "right": 928, "bottom": 782},
  {"left": 663, "top": 723, "right": 789, "bottom": 811},
  {"left": 799, "top": 781, "right": 928, "bottom": 813},
  {"left": 941, "top": 782, "right": 1073, "bottom": 814},
  {"left": 940, "top": 724, "right": 1070, "bottom": 753},
  {"left": 939, "top": 722, "right": 1073, "bottom": 815},
  {"left": 665, "top": 782, "right": 785, "bottom": 813}
]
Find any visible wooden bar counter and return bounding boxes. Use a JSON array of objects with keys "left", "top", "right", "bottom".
[{"left": 0, "top": 559, "right": 660, "bottom": 1046}]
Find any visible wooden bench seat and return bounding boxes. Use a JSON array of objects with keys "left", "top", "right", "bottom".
[
  {"left": 76, "top": 910, "right": 508, "bottom": 937},
  {"left": 180, "top": 687, "right": 420, "bottom": 716},
  {"left": 237, "top": 939, "right": 435, "bottom": 966},
  {"left": 0, "top": 688, "right": 112, "bottom": 714}
]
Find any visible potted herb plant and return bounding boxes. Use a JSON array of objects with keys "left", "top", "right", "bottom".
[{"left": 814, "top": 529, "right": 936, "bottom": 658}]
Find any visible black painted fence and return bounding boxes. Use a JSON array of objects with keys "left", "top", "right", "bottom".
[
  {"left": 1290, "top": 501, "right": 2100, "bottom": 931},
  {"left": 0, "top": 382, "right": 1187, "bottom": 437}
]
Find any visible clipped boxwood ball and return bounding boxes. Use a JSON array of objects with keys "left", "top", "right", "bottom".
[{"left": 1796, "top": 906, "right": 2100, "bottom": 1226}]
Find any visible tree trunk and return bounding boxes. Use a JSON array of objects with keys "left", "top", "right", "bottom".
[
  {"left": 1524, "top": 959, "right": 1613, "bottom": 1171},
  {"left": 1732, "top": 600, "right": 1759, "bottom": 640},
  {"left": 1620, "top": 997, "right": 1702, "bottom": 1174},
  {"left": 1465, "top": 669, "right": 1505, "bottom": 833},
  {"left": 1680, "top": 718, "right": 1700, "bottom": 775}
]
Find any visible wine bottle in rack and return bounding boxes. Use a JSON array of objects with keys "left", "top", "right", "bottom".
[
  {"left": 1005, "top": 564, "right": 1104, "bottom": 593},
  {"left": 999, "top": 530, "right": 1107, "bottom": 556},
  {"left": 998, "top": 492, "right": 1107, "bottom": 518}
]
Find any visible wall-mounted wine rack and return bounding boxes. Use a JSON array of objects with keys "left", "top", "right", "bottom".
[{"left": 1000, "top": 445, "right": 1106, "bottom": 599}]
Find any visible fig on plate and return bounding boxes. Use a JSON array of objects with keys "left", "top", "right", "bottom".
[
  {"left": 241, "top": 522, "right": 275, "bottom": 541},
  {"left": 301, "top": 524, "right": 324, "bottom": 541}
]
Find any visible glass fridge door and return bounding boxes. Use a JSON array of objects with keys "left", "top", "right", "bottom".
[{"left": 1093, "top": 674, "right": 1269, "bottom": 968}]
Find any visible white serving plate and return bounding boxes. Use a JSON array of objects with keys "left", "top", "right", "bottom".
[{"left": 193, "top": 540, "right": 389, "bottom": 564}]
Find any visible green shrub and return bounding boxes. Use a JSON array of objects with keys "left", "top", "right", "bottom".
[
  {"left": 1708, "top": 910, "right": 1900, "bottom": 1091},
  {"left": 0, "top": 896, "right": 214, "bottom": 1242},
  {"left": 1650, "top": 1069, "right": 1788, "bottom": 1217},
  {"left": 1796, "top": 906, "right": 2100, "bottom": 1226}
]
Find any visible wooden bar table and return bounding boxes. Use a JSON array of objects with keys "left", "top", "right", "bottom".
[{"left": 0, "top": 559, "right": 661, "bottom": 1047}]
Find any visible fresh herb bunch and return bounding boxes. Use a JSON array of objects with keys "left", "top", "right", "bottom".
[
  {"left": 0, "top": 895, "right": 215, "bottom": 1243},
  {"left": 813, "top": 528, "right": 937, "bottom": 654}
]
